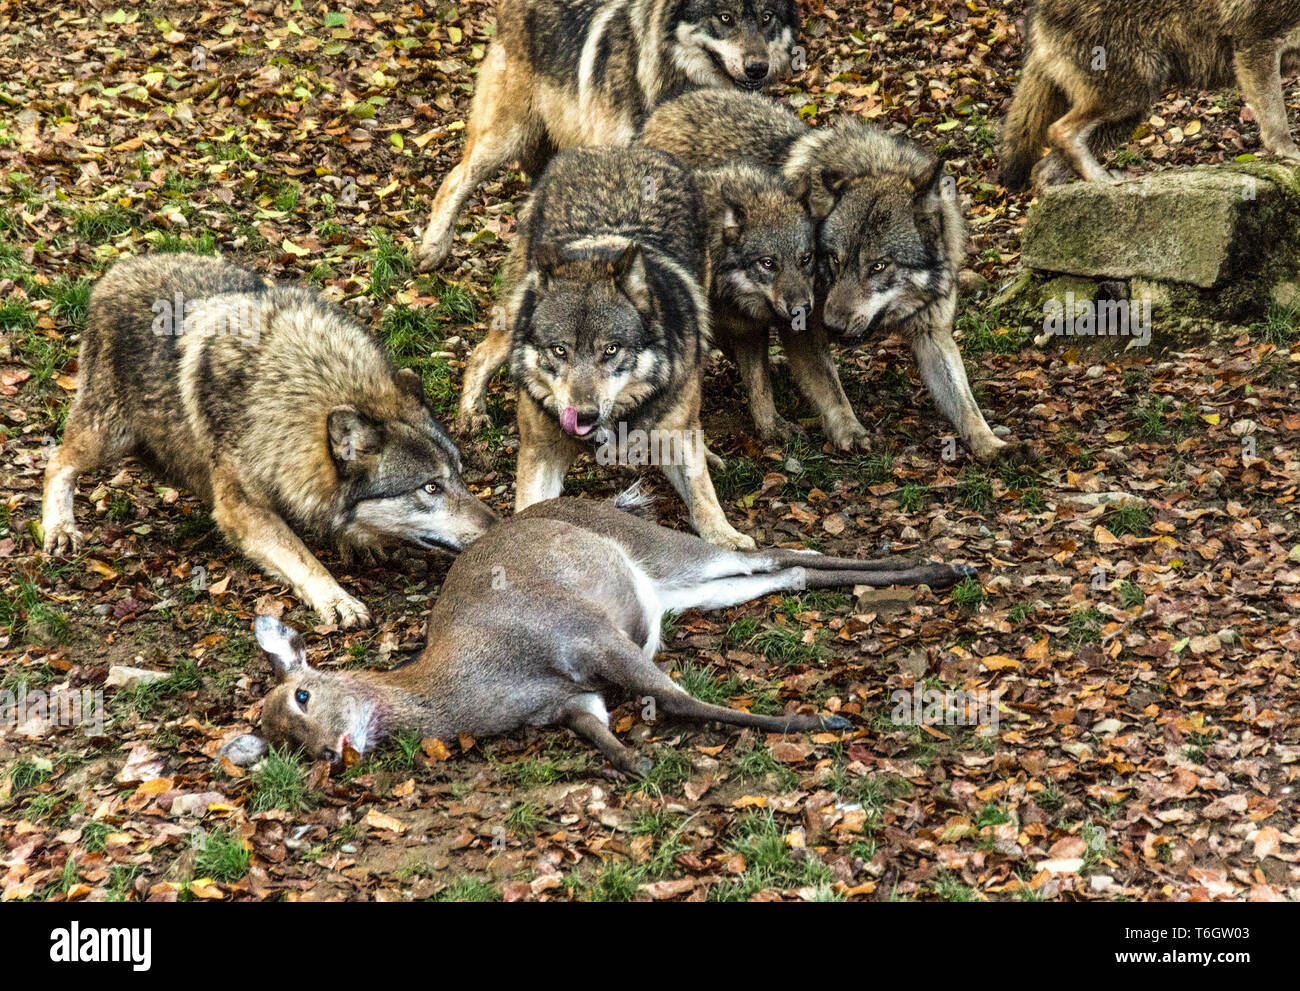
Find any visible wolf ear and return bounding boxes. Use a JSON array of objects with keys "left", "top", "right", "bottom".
[
  {"left": 912, "top": 160, "right": 949, "bottom": 224},
  {"left": 808, "top": 167, "right": 851, "bottom": 219},
  {"left": 612, "top": 243, "right": 652, "bottom": 315},
  {"left": 535, "top": 242, "right": 562, "bottom": 287},
  {"left": 717, "top": 186, "right": 747, "bottom": 244},
  {"left": 783, "top": 171, "right": 811, "bottom": 207},
  {"left": 328, "top": 405, "right": 382, "bottom": 467},
  {"left": 394, "top": 367, "right": 424, "bottom": 402},
  {"left": 254, "top": 615, "right": 307, "bottom": 682}
]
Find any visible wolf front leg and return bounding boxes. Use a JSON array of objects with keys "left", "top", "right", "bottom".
[
  {"left": 777, "top": 318, "right": 869, "bottom": 451},
  {"left": 455, "top": 312, "right": 514, "bottom": 438},
  {"left": 211, "top": 467, "right": 370, "bottom": 629},
  {"left": 1235, "top": 40, "right": 1300, "bottom": 161},
  {"left": 723, "top": 319, "right": 804, "bottom": 441},
  {"left": 660, "top": 422, "right": 755, "bottom": 551},
  {"left": 911, "top": 322, "right": 1009, "bottom": 463},
  {"left": 514, "top": 392, "right": 583, "bottom": 511}
]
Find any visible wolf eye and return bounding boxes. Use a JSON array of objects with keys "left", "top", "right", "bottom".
[
  {"left": 762, "top": 10, "right": 773, "bottom": 23},
  {"left": 604, "top": 343, "right": 620, "bottom": 356},
  {"left": 423, "top": 481, "right": 442, "bottom": 496},
  {"left": 719, "top": 12, "right": 733, "bottom": 25},
  {"left": 757, "top": 257, "right": 776, "bottom": 270},
  {"left": 800, "top": 252, "right": 814, "bottom": 267},
  {"left": 295, "top": 689, "right": 310, "bottom": 709},
  {"left": 551, "top": 344, "right": 567, "bottom": 358},
  {"left": 870, "top": 260, "right": 889, "bottom": 274}
]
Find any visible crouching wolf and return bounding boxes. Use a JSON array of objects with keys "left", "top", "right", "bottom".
[
  {"left": 414, "top": 0, "right": 800, "bottom": 271},
  {"left": 642, "top": 90, "right": 1011, "bottom": 462},
  {"left": 1001, "top": 0, "right": 1300, "bottom": 190},
  {"left": 41, "top": 254, "right": 498, "bottom": 628},
  {"left": 456, "top": 146, "right": 752, "bottom": 549}
]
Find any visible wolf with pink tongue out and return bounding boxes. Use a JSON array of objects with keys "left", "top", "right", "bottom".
[{"left": 457, "top": 144, "right": 753, "bottom": 550}]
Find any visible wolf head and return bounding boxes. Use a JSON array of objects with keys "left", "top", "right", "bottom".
[
  {"left": 254, "top": 615, "right": 381, "bottom": 762},
  {"left": 700, "top": 163, "right": 815, "bottom": 325},
  {"left": 512, "top": 240, "right": 674, "bottom": 439},
  {"left": 672, "top": 0, "right": 800, "bottom": 92},
  {"left": 328, "top": 367, "right": 498, "bottom": 553},
  {"left": 790, "top": 124, "right": 959, "bottom": 342}
]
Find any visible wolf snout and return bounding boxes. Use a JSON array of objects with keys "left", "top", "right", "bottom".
[{"left": 743, "top": 59, "right": 769, "bottom": 81}]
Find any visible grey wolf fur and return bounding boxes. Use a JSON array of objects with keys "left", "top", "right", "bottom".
[
  {"left": 251, "top": 494, "right": 975, "bottom": 774},
  {"left": 1001, "top": 0, "right": 1300, "bottom": 190},
  {"left": 414, "top": 0, "right": 800, "bottom": 271},
  {"left": 456, "top": 146, "right": 752, "bottom": 548},
  {"left": 41, "top": 254, "right": 497, "bottom": 628},
  {"left": 694, "top": 162, "right": 817, "bottom": 440},
  {"left": 642, "top": 89, "right": 1011, "bottom": 461}
]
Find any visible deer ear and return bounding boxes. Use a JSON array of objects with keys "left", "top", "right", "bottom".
[
  {"left": 394, "top": 366, "right": 424, "bottom": 401},
  {"left": 328, "top": 405, "right": 381, "bottom": 466},
  {"left": 254, "top": 615, "right": 307, "bottom": 682},
  {"left": 613, "top": 243, "right": 652, "bottom": 314}
]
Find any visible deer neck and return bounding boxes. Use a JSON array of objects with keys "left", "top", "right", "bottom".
[{"left": 350, "top": 666, "right": 457, "bottom": 743}]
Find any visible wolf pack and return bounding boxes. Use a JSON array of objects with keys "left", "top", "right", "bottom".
[{"left": 38, "top": 0, "right": 1300, "bottom": 770}]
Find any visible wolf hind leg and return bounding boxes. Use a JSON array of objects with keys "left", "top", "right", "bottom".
[
  {"left": 1235, "top": 40, "right": 1300, "bottom": 160},
  {"left": 416, "top": 44, "right": 541, "bottom": 271},
  {"left": 211, "top": 465, "right": 370, "bottom": 629},
  {"left": 42, "top": 404, "right": 132, "bottom": 555}
]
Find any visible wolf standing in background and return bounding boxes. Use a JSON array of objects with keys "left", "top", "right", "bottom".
[
  {"left": 414, "top": 0, "right": 800, "bottom": 271},
  {"left": 642, "top": 90, "right": 1011, "bottom": 462},
  {"left": 456, "top": 146, "right": 752, "bottom": 549},
  {"left": 1001, "top": 0, "right": 1300, "bottom": 190},
  {"left": 41, "top": 255, "right": 498, "bottom": 628}
]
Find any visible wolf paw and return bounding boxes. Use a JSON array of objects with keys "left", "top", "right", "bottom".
[
  {"left": 313, "top": 590, "right": 372, "bottom": 629},
  {"left": 453, "top": 408, "right": 492, "bottom": 440},
  {"left": 970, "top": 435, "right": 1015, "bottom": 463},
  {"left": 757, "top": 415, "right": 806, "bottom": 444},
  {"left": 701, "top": 526, "right": 757, "bottom": 551},
  {"left": 42, "top": 521, "right": 84, "bottom": 556},
  {"left": 827, "top": 425, "right": 872, "bottom": 453}
]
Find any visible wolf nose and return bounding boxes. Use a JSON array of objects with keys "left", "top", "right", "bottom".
[
  {"left": 576, "top": 409, "right": 600, "bottom": 429},
  {"left": 744, "top": 60, "right": 769, "bottom": 81}
]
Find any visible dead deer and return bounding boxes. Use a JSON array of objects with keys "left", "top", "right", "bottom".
[{"left": 249, "top": 490, "right": 975, "bottom": 776}]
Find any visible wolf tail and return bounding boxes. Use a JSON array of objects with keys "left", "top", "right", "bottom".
[{"left": 1000, "top": 53, "right": 1067, "bottom": 192}]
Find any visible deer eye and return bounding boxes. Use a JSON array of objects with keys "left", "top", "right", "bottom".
[
  {"left": 551, "top": 344, "right": 567, "bottom": 358},
  {"left": 295, "top": 689, "right": 310, "bottom": 709}
]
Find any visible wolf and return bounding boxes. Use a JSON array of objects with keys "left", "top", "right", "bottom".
[
  {"left": 454, "top": 145, "right": 752, "bottom": 548},
  {"left": 1001, "top": 0, "right": 1300, "bottom": 190},
  {"left": 414, "top": 0, "right": 800, "bottom": 271},
  {"left": 41, "top": 254, "right": 498, "bottom": 628},
  {"left": 692, "top": 162, "right": 816, "bottom": 440},
  {"left": 641, "top": 89, "right": 1011, "bottom": 462}
]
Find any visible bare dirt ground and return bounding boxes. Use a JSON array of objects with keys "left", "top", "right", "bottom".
[{"left": 0, "top": 1, "right": 1297, "bottom": 901}]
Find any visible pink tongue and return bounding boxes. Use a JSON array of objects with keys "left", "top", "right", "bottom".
[{"left": 561, "top": 406, "right": 578, "bottom": 434}]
